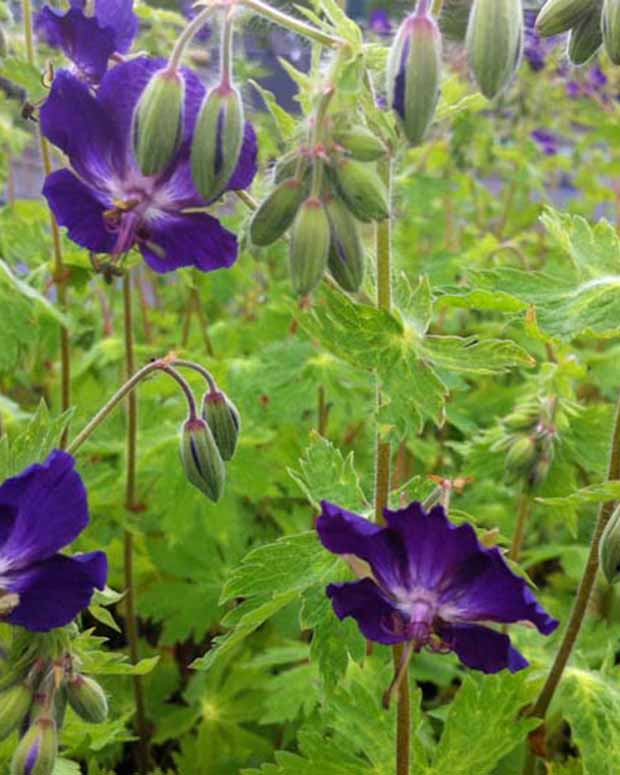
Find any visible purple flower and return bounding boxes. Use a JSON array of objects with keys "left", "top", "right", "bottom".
[
  {"left": 317, "top": 501, "right": 558, "bottom": 674},
  {"left": 531, "top": 128, "right": 559, "bottom": 156},
  {"left": 40, "top": 58, "right": 257, "bottom": 274},
  {"left": 369, "top": 9, "right": 392, "bottom": 36},
  {"left": 523, "top": 9, "right": 562, "bottom": 72},
  {"left": 0, "top": 450, "right": 107, "bottom": 632},
  {"left": 35, "top": 0, "right": 137, "bottom": 84}
]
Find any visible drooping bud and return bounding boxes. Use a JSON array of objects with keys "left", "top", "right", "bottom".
[
  {"left": 10, "top": 717, "right": 57, "bottom": 775},
  {"left": 504, "top": 435, "right": 537, "bottom": 482},
  {"left": 328, "top": 158, "right": 389, "bottom": 223},
  {"left": 466, "top": 0, "right": 524, "bottom": 99},
  {"left": 191, "top": 85, "right": 244, "bottom": 201},
  {"left": 249, "top": 178, "right": 305, "bottom": 247},
  {"left": 132, "top": 67, "right": 185, "bottom": 176},
  {"left": 603, "top": 0, "right": 620, "bottom": 63},
  {"left": 180, "top": 417, "right": 226, "bottom": 502},
  {"left": 325, "top": 196, "right": 365, "bottom": 292},
  {"left": 289, "top": 197, "right": 330, "bottom": 296},
  {"left": 0, "top": 684, "right": 32, "bottom": 741},
  {"left": 332, "top": 127, "right": 387, "bottom": 161},
  {"left": 568, "top": 4, "right": 603, "bottom": 64},
  {"left": 66, "top": 675, "right": 108, "bottom": 724},
  {"left": 387, "top": 4, "right": 442, "bottom": 146},
  {"left": 600, "top": 505, "right": 620, "bottom": 584},
  {"left": 535, "top": 0, "right": 598, "bottom": 37},
  {"left": 202, "top": 390, "right": 240, "bottom": 461}
]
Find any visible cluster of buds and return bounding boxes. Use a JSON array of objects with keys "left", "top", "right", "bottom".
[
  {"left": 536, "top": 0, "right": 619, "bottom": 65},
  {"left": 180, "top": 383, "right": 240, "bottom": 503},
  {"left": 250, "top": 116, "right": 389, "bottom": 296},
  {"left": 495, "top": 396, "right": 559, "bottom": 491},
  {"left": 0, "top": 655, "right": 107, "bottom": 775}
]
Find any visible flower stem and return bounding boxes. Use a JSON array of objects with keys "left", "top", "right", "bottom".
[
  {"left": 22, "top": 0, "right": 71, "bottom": 447},
  {"left": 219, "top": 8, "right": 235, "bottom": 91},
  {"left": 317, "top": 386, "right": 328, "bottom": 436},
  {"left": 239, "top": 0, "right": 344, "bottom": 48},
  {"left": 431, "top": 0, "right": 444, "bottom": 15},
  {"left": 524, "top": 395, "right": 620, "bottom": 769},
  {"left": 191, "top": 287, "right": 215, "bottom": 357},
  {"left": 508, "top": 491, "right": 531, "bottom": 562},
  {"left": 122, "top": 274, "right": 150, "bottom": 775},
  {"left": 168, "top": 4, "right": 217, "bottom": 71}
]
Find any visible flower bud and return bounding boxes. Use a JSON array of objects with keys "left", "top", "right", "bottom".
[
  {"left": 328, "top": 159, "right": 389, "bottom": 223},
  {"left": 600, "top": 505, "right": 620, "bottom": 584},
  {"left": 66, "top": 675, "right": 108, "bottom": 724},
  {"left": 466, "top": 0, "right": 524, "bottom": 99},
  {"left": 289, "top": 197, "right": 330, "bottom": 296},
  {"left": 568, "top": 5, "right": 603, "bottom": 64},
  {"left": 249, "top": 178, "right": 305, "bottom": 247},
  {"left": 528, "top": 453, "right": 553, "bottom": 490},
  {"left": 535, "top": 0, "right": 598, "bottom": 36},
  {"left": 273, "top": 150, "right": 306, "bottom": 184},
  {"left": 504, "top": 435, "right": 537, "bottom": 481},
  {"left": 325, "top": 196, "right": 365, "bottom": 292},
  {"left": 0, "top": 684, "right": 32, "bottom": 741},
  {"left": 202, "top": 390, "right": 240, "bottom": 461},
  {"left": 603, "top": 0, "right": 620, "bottom": 63},
  {"left": 191, "top": 85, "right": 244, "bottom": 201},
  {"left": 332, "top": 127, "right": 387, "bottom": 161},
  {"left": 387, "top": 8, "right": 442, "bottom": 146},
  {"left": 132, "top": 68, "right": 185, "bottom": 176},
  {"left": 10, "top": 717, "right": 57, "bottom": 775},
  {"left": 180, "top": 418, "right": 226, "bottom": 502},
  {"left": 0, "top": 24, "right": 7, "bottom": 60}
]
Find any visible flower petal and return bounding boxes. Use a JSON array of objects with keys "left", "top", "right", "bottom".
[
  {"left": 35, "top": 7, "right": 116, "bottom": 83},
  {"left": 140, "top": 210, "right": 238, "bottom": 274},
  {"left": 225, "top": 122, "right": 258, "bottom": 192},
  {"left": 327, "top": 578, "right": 405, "bottom": 645},
  {"left": 0, "top": 451, "right": 89, "bottom": 568},
  {"left": 92, "top": 0, "right": 137, "bottom": 53},
  {"left": 7, "top": 552, "right": 107, "bottom": 632},
  {"left": 43, "top": 170, "right": 116, "bottom": 254},
  {"left": 438, "top": 622, "right": 529, "bottom": 674},
  {"left": 317, "top": 501, "right": 410, "bottom": 593},
  {"left": 40, "top": 69, "right": 123, "bottom": 182}
]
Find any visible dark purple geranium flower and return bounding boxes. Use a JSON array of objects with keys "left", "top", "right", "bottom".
[
  {"left": 35, "top": 0, "right": 137, "bottom": 84},
  {"left": 317, "top": 501, "right": 558, "bottom": 674},
  {"left": 40, "top": 58, "right": 257, "bottom": 274},
  {"left": 0, "top": 450, "right": 107, "bottom": 632},
  {"left": 531, "top": 128, "right": 559, "bottom": 156}
]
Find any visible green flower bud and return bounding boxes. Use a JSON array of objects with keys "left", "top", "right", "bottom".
[
  {"left": 325, "top": 196, "right": 365, "bottom": 292},
  {"left": 528, "top": 454, "right": 553, "bottom": 490},
  {"left": 289, "top": 197, "right": 330, "bottom": 296},
  {"left": 536, "top": 0, "right": 598, "bottom": 37},
  {"left": 328, "top": 159, "right": 389, "bottom": 223},
  {"left": 191, "top": 85, "right": 244, "bottom": 201},
  {"left": 466, "top": 0, "right": 524, "bottom": 99},
  {"left": 568, "top": 4, "right": 603, "bottom": 64},
  {"left": 504, "top": 435, "right": 537, "bottom": 481},
  {"left": 603, "top": 0, "right": 620, "bottom": 63},
  {"left": 387, "top": 6, "right": 442, "bottom": 146},
  {"left": 332, "top": 127, "right": 387, "bottom": 161},
  {"left": 0, "top": 25, "right": 7, "bottom": 60},
  {"left": 249, "top": 178, "right": 305, "bottom": 247},
  {"left": 600, "top": 505, "right": 620, "bottom": 584},
  {"left": 132, "top": 68, "right": 185, "bottom": 177},
  {"left": 180, "top": 417, "right": 226, "bottom": 502},
  {"left": 202, "top": 390, "right": 240, "bottom": 461},
  {"left": 0, "top": 684, "right": 32, "bottom": 741},
  {"left": 10, "top": 717, "right": 57, "bottom": 775},
  {"left": 66, "top": 675, "right": 108, "bottom": 724}
]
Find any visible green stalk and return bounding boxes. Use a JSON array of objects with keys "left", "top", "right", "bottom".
[{"left": 239, "top": 0, "right": 344, "bottom": 47}]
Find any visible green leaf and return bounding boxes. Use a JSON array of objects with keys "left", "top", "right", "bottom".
[
  {"left": 423, "top": 336, "right": 534, "bottom": 374},
  {"left": 536, "top": 481, "right": 620, "bottom": 508},
  {"left": 0, "top": 259, "right": 69, "bottom": 327},
  {"left": 249, "top": 80, "right": 297, "bottom": 141},
  {"left": 0, "top": 57, "right": 47, "bottom": 101}
]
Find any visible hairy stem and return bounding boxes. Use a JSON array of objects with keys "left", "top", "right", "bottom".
[
  {"left": 168, "top": 4, "right": 216, "bottom": 71},
  {"left": 317, "top": 386, "right": 328, "bottom": 436},
  {"left": 22, "top": 0, "right": 71, "bottom": 446},
  {"left": 524, "top": 395, "right": 620, "bottom": 769},
  {"left": 509, "top": 492, "right": 531, "bottom": 563},
  {"left": 240, "top": 0, "right": 344, "bottom": 47},
  {"left": 220, "top": 8, "right": 235, "bottom": 90},
  {"left": 191, "top": 288, "right": 215, "bottom": 357}
]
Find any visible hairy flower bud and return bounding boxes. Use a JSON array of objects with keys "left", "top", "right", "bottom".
[
  {"left": 600, "top": 505, "right": 620, "bottom": 584},
  {"left": 180, "top": 418, "right": 226, "bottom": 502},
  {"left": 10, "top": 717, "right": 57, "bottom": 775},
  {"left": 249, "top": 178, "right": 305, "bottom": 246},
  {"left": 568, "top": 4, "right": 603, "bottom": 63},
  {"left": 603, "top": 0, "right": 620, "bottom": 62},
  {"left": 202, "top": 390, "right": 240, "bottom": 461},
  {"left": 66, "top": 675, "right": 108, "bottom": 724},
  {"left": 191, "top": 85, "right": 244, "bottom": 201},
  {"left": 387, "top": 7, "right": 442, "bottom": 146},
  {"left": 132, "top": 68, "right": 184, "bottom": 176},
  {"left": 332, "top": 127, "right": 387, "bottom": 161},
  {"left": 289, "top": 197, "right": 330, "bottom": 296},
  {"left": 0, "top": 684, "right": 32, "bottom": 741},
  {"left": 504, "top": 435, "right": 537, "bottom": 481},
  {"left": 536, "top": 0, "right": 598, "bottom": 36},
  {"left": 329, "top": 159, "right": 389, "bottom": 223},
  {"left": 326, "top": 196, "right": 365, "bottom": 292},
  {"left": 466, "top": 0, "right": 524, "bottom": 99}
]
